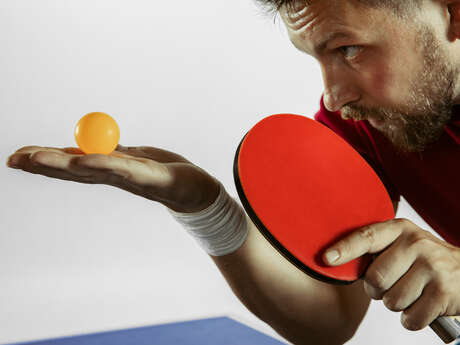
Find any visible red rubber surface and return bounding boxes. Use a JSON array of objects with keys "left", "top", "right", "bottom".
[{"left": 236, "top": 114, "right": 395, "bottom": 282}]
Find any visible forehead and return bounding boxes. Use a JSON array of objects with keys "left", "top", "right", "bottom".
[{"left": 280, "top": 0, "right": 381, "bottom": 50}]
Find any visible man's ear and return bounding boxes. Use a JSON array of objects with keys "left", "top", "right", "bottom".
[{"left": 447, "top": 1, "right": 460, "bottom": 41}]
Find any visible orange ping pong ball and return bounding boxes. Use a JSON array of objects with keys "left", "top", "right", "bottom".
[{"left": 74, "top": 112, "right": 120, "bottom": 155}]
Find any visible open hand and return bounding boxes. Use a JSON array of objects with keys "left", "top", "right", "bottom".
[
  {"left": 6, "top": 144, "right": 219, "bottom": 213},
  {"left": 323, "top": 219, "right": 460, "bottom": 331}
]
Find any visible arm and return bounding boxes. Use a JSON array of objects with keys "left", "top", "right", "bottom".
[
  {"left": 6, "top": 145, "right": 376, "bottom": 345},
  {"left": 211, "top": 214, "right": 371, "bottom": 345}
]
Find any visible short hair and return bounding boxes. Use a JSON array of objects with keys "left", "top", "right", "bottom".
[{"left": 254, "top": 0, "right": 422, "bottom": 22}]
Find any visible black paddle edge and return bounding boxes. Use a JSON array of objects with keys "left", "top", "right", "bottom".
[{"left": 233, "top": 132, "right": 358, "bottom": 286}]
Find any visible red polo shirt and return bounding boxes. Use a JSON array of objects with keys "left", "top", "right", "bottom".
[{"left": 314, "top": 96, "right": 460, "bottom": 247}]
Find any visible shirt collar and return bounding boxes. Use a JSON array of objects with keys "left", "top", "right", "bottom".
[{"left": 444, "top": 105, "right": 460, "bottom": 145}]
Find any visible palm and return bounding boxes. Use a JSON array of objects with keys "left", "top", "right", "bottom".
[{"left": 6, "top": 145, "right": 219, "bottom": 213}]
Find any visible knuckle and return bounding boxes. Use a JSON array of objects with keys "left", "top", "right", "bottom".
[
  {"left": 70, "top": 155, "right": 83, "bottom": 166},
  {"left": 383, "top": 294, "right": 404, "bottom": 312},
  {"left": 406, "top": 231, "right": 431, "bottom": 249},
  {"left": 429, "top": 268, "right": 444, "bottom": 282},
  {"left": 125, "top": 158, "right": 135, "bottom": 169},
  {"left": 30, "top": 151, "right": 47, "bottom": 163},
  {"left": 431, "top": 282, "right": 450, "bottom": 301},
  {"left": 365, "top": 268, "right": 386, "bottom": 291},
  {"left": 335, "top": 240, "right": 350, "bottom": 259},
  {"left": 363, "top": 280, "right": 381, "bottom": 300},
  {"left": 72, "top": 155, "right": 89, "bottom": 167},
  {"left": 358, "top": 226, "right": 376, "bottom": 245},
  {"left": 29, "top": 151, "right": 40, "bottom": 161},
  {"left": 402, "top": 314, "right": 423, "bottom": 331},
  {"left": 393, "top": 218, "right": 409, "bottom": 226},
  {"left": 74, "top": 154, "right": 90, "bottom": 164},
  {"left": 418, "top": 251, "right": 444, "bottom": 272},
  {"left": 390, "top": 218, "right": 412, "bottom": 231}
]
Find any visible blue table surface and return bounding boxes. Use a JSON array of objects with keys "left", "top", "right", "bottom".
[{"left": 5, "top": 316, "right": 288, "bottom": 345}]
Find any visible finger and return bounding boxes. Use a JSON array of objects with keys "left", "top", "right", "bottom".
[
  {"left": 382, "top": 261, "right": 429, "bottom": 312},
  {"left": 11, "top": 150, "right": 122, "bottom": 184},
  {"left": 9, "top": 145, "right": 173, "bottom": 189},
  {"left": 9, "top": 149, "right": 174, "bottom": 201},
  {"left": 15, "top": 145, "right": 81, "bottom": 154},
  {"left": 10, "top": 145, "right": 190, "bottom": 164},
  {"left": 116, "top": 144, "right": 190, "bottom": 163},
  {"left": 401, "top": 283, "right": 444, "bottom": 331},
  {"left": 363, "top": 235, "right": 418, "bottom": 300},
  {"left": 8, "top": 150, "right": 58, "bottom": 170},
  {"left": 324, "top": 219, "right": 407, "bottom": 266},
  {"left": 7, "top": 147, "right": 77, "bottom": 170},
  {"left": 9, "top": 151, "right": 97, "bottom": 184},
  {"left": 9, "top": 146, "right": 82, "bottom": 163},
  {"left": 76, "top": 153, "right": 172, "bottom": 187},
  {"left": 14, "top": 145, "right": 47, "bottom": 154},
  {"left": 62, "top": 147, "right": 85, "bottom": 155},
  {"left": 8, "top": 145, "right": 127, "bottom": 169}
]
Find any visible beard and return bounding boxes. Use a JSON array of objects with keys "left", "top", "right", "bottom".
[{"left": 340, "top": 24, "right": 457, "bottom": 153}]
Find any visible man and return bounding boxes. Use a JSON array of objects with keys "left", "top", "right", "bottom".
[{"left": 6, "top": 0, "right": 460, "bottom": 344}]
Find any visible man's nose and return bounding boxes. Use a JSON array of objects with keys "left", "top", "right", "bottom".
[
  {"left": 321, "top": 62, "right": 360, "bottom": 112},
  {"left": 323, "top": 87, "right": 359, "bottom": 113}
]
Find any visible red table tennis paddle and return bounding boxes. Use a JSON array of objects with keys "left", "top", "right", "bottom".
[{"left": 233, "top": 114, "right": 460, "bottom": 343}]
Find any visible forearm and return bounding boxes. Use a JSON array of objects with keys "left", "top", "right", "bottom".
[{"left": 210, "top": 215, "right": 371, "bottom": 345}]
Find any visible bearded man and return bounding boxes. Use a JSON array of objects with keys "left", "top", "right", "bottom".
[{"left": 249, "top": 0, "right": 460, "bottom": 343}]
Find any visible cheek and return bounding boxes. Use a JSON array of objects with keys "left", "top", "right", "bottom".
[
  {"left": 384, "top": 50, "right": 422, "bottom": 105},
  {"left": 364, "top": 60, "right": 404, "bottom": 106},
  {"left": 361, "top": 63, "right": 393, "bottom": 102},
  {"left": 370, "top": 65, "right": 390, "bottom": 95}
]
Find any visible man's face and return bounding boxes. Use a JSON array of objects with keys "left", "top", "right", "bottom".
[{"left": 280, "top": 0, "right": 458, "bottom": 153}]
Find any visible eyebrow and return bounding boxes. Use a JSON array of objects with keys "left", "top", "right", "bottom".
[
  {"left": 294, "top": 31, "right": 352, "bottom": 55},
  {"left": 316, "top": 31, "right": 352, "bottom": 53}
]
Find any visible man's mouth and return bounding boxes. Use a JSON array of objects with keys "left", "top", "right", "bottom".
[{"left": 367, "top": 117, "right": 386, "bottom": 129}]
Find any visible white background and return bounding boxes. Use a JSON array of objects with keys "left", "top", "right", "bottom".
[{"left": 0, "top": 0, "right": 449, "bottom": 344}]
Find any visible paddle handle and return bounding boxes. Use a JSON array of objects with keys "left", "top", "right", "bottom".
[{"left": 430, "top": 316, "right": 460, "bottom": 343}]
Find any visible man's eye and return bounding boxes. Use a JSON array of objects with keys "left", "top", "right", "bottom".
[{"left": 338, "top": 46, "right": 361, "bottom": 60}]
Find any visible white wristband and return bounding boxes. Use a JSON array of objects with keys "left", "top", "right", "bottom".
[{"left": 167, "top": 182, "right": 248, "bottom": 256}]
